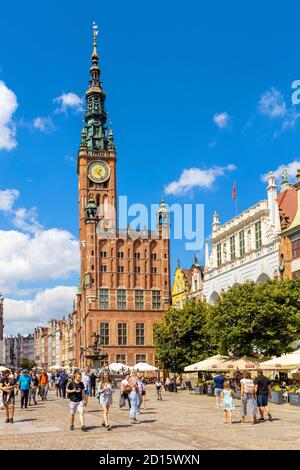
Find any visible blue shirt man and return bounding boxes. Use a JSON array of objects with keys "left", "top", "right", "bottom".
[
  {"left": 214, "top": 373, "right": 225, "bottom": 407},
  {"left": 18, "top": 371, "right": 32, "bottom": 390}
]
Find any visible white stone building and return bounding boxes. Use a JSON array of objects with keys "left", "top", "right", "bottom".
[{"left": 203, "top": 172, "right": 281, "bottom": 303}]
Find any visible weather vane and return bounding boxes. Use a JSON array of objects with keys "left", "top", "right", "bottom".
[{"left": 93, "top": 21, "right": 99, "bottom": 40}]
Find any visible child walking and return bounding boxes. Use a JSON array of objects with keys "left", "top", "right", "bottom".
[{"left": 221, "top": 379, "right": 235, "bottom": 424}]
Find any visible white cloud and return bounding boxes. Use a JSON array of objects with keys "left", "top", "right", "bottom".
[
  {"left": 0, "top": 188, "right": 42, "bottom": 234},
  {"left": 165, "top": 164, "right": 236, "bottom": 196},
  {"left": 0, "top": 229, "right": 79, "bottom": 295},
  {"left": 213, "top": 112, "right": 231, "bottom": 129},
  {"left": 258, "top": 87, "right": 287, "bottom": 118},
  {"left": 4, "top": 286, "right": 77, "bottom": 335},
  {"left": 33, "top": 116, "right": 55, "bottom": 132},
  {"left": 53, "top": 92, "right": 83, "bottom": 113},
  {"left": 12, "top": 207, "right": 42, "bottom": 234},
  {"left": 0, "top": 189, "right": 19, "bottom": 211},
  {"left": 261, "top": 160, "right": 300, "bottom": 183},
  {"left": 0, "top": 81, "right": 18, "bottom": 150}
]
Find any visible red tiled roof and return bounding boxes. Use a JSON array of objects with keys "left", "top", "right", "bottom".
[{"left": 277, "top": 187, "right": 298, "bottom": 227}]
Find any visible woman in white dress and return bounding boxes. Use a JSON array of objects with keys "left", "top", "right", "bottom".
[{"left": 97, "top": 371, "right": 114, "bottom": 430}]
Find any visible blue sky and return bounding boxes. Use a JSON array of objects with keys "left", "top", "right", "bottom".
[{"left": 1, "top": 0, "right": 300, "bottom": 334}]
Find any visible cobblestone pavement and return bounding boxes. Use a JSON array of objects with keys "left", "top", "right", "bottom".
[{"left": 1, "top": 387, "right": 300, "bottom": 450}]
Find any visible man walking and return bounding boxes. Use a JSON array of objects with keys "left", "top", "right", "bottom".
[
  {"left": 254, "top": 369, "right": 272, "bottom": 421},
  {"left": 0, "top": 369, "right": 18, "bottom": 423},
  {"left": 214, "top": 372, "right": 225, "bottom": 407},
  {"left": 59, "top": 369, "right": 68, "bottom": 399},
  {"left": 66, "top": 371, "right": 87, "bottom": 432},
  {"left": 18, "top": 370, "right": 32, "bottom": 409},
  {"left": 39, "top": 369, "right": 48, "bottom": 401}
]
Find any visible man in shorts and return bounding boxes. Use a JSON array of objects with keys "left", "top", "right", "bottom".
[
  {"left": 0, "top": 369, "right": 18, "bottom": 423},
  {"left": 254, "top": 369, "right": 272, "bottom": 421},
  {"left": 66, "top": 371, "right": 87, "bottom": 432},
  {"left": 214, "top": 372, "right": 225, "bottom": 407}
]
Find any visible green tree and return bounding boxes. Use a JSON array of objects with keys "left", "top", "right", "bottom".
[
  {"left": 154, "top": 300, "right": 216, "bottom": 372},
  {"left": 19, "top": 358, "right": 36, "bottom": 370},
  {"left": 209, "top": 279, "right": 300, "bottom": 357}
]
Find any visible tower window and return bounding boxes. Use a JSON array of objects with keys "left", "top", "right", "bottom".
[
  {"left": 134, "top": 252, "right": 140, "bottom": 259},
  {"left": 117, "top": 266, "right": 124, "bottom": 273},
  {"left": 100, "top": 265, "right": 107, "bottom": 273},
  {"left": 134, "top": 267, "right": 141, "bottom": 274},
  {"left": 151, "top": 253, "right": 157, "bottom": 260},
  {"left": 135, "top": 290, "right": 144, "bottom": 309},
  {"left": 152, "top": 290, "right": 161, "bottom": 310},
  {"left": 117, "top": 251, "right": 124, "bottom": 259},
  {"left": 117, "top": 323, "right": 127, "bottom": 346},
  {"left": 100, "top": 251, "right": 107, "bottom": 258},
  {"left": 151, "top": 267, "right": 157, "bottom": 274},
  {"left": 100, "top": 323, "right": 109, "bottom": 346},
  {"left": 136, "top": 354, "right": 146, "bottom": 364},
  {"left": 99, "top": 289, "right": 109, "bottom": 309},
  {"left": 136, "top": 323, "right": 145, "bottom": 346},
  {"left": 117, "top": 290, "right": 126, "bottom": 309}
]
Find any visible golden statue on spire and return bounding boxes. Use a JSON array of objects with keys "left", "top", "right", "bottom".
[{"left": 92, "top": 21, "right": 99, "bottom": 63}]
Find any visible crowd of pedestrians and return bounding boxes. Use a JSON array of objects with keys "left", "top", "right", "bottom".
[
  {"left": 1, "top": 365, "right": 275, "bottom": 431},
  {"left": 0, "top": 366, "right": 159, "bottom": 431}
]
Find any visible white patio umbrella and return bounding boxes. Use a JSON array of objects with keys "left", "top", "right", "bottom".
[
  {"left": 184, "top": 355, "right": 230, "bottom": 372},
  {"left": 0, "top": 366, "right": 10, "bottom": 372},
  {"left": 260, "top": 349, "right": 300, "bottom": 370},
  {"left": 109, "top": 362, "right": 128, "bottom": 372},
  {"left": 51, "top": 364, "right": 62, "bottom": 370},
  {"left": 133, "top": 362, "right": 157, "bottom": 372},
  {"left": 226, "top": 356, "right": 262, "bottom": 370}
]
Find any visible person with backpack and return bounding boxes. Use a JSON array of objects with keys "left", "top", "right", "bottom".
[
  {"left": 240, "top": 370, "right": 257, "bottom": 424},
  {"left": 59, "top": 370, "right": 68, "bottom": 399},
  {"left": 127, "top": 372, "right": 140, "bottom": 424}
]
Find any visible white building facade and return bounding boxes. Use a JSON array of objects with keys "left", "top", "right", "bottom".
[{"left": 203, "top": 172, "right": 281, "bottom": 304}]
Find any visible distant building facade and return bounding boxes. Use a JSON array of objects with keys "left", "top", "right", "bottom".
[{"left": 203, "top": 172, "right": 282, "bottom": 303}]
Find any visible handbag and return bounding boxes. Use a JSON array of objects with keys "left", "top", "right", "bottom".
[
  {"left": 119, "top": 395, "right": 126, "bottom": 407},
  {"left": 124, "top": 384, "right": 132, "bottom": 394}
]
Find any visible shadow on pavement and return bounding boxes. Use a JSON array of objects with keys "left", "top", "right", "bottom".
[{"left": 16, "top": 418, "right": 37, "bottom": 423}]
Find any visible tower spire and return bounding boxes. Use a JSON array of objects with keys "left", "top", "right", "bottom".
[{"left": 82, "top": 23, "right": 108, "bottom": 150}]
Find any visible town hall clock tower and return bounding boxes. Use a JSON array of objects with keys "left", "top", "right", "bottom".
[{"left": 76, "top": 25, "right": 171, "bottom": 367}]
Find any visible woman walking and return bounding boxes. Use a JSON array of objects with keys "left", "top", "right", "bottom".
[
  {"left": 240, "top": 371, "right": 257, "bottom": 425},
  {"left": 29, "top": 371, "right": 38, "bottom": 406},
  {"left": 221, "top": 379, "right": 235, "bottom": 423},
  {"left": 128, "top": 372, "right": 140, "bottom": 424},
  {"left": 97, "top": 371, "right": 114, "bottom": 431}
]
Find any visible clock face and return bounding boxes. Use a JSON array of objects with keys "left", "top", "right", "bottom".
[{"left": 87, "top": 160, "right": 110, "bottom": 183}]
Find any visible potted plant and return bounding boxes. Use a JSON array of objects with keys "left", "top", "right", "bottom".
[
  {"left": 271, "top": 385, "right": 284, "bottom": 404},
  {"left": 194, "top": 380, "right": 205, "bottom": 395},
  {"left": 288, "top": 385, "right": 300, "bottom": 406}
]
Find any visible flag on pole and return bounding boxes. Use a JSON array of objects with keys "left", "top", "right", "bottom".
[{"left": 232, "top": 180, "right": 237, "bottom": 200}]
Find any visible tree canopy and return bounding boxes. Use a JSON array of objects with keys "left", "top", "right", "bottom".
[
  {"left": 153, "top": 300, "right": 216, "bottom": 372},
  {"left": 209, "top": 279, "right": 300, "bottom": 357}
]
